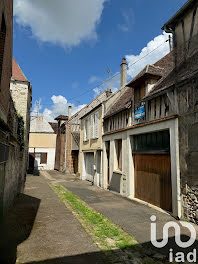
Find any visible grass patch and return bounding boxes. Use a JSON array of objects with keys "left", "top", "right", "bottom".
[
  {"left": 51, "top": 184, "right": 167, "bottom": 264},
  {"left": 51, "top": 184, "right": 137, "bottom": 251}
]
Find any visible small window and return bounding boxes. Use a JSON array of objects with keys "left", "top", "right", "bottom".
[
  {"left": 41, "top": 153, "right": 47, "bottom": 164},
  {"left": 115, "top": 139, "right": 122, "bottom": 170}
]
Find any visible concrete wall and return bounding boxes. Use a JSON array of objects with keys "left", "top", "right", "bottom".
[{"left": 29, "top": 133, "right": 57, "bottom": 148}]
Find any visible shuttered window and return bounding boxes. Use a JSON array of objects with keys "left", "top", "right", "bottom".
[
  {"left": 41, "top": 153, "right": 47, "bottom": 164},
  {"left": 83, "top": 118, "right": 89, "bottom": 141},
  {"left": 91, "top": 114, "right": 94, "bottom": 139},
  {"left": 83, "top": 120, "right": 86, "bottom": 141},
  {"left": 95, "top": 112, "right": 99, "bottom": 139}
]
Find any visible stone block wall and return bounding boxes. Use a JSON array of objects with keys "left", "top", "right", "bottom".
[{"left": 183, "top": 185, "right": 198, "bottom": 224}]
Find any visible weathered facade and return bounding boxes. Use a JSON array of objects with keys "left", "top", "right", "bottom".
[
  {"left": 29, "top": 116, "right": 57, "bottom": 171},
  {"left": 102, "top": 0, "right": 198, "bottom": 222},
  {"left": 161, "top": 0, "right": 198, "bottom": 223},
  {"left": 0, "top": 0, "right": 26, "bottom": 214},
  {"left": 10, "top": 58, "right": 32, "bottom": 191},
  {"left": 102, "top": 52, "right": 183, "bottom": 217},
  {"left": 80, "top": 104, "right": 103, "bottom": 186}
]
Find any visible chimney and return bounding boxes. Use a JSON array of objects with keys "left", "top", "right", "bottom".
[
  {"left": 68, "top": 105, "right": 72, "bottom": 119},
  {"left": 120, "top": 58, "right": 127, "bottom": 88}
]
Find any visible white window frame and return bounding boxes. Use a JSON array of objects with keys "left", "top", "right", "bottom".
[
  {"left": 94, "top": 111, "right": 99, "bottom": 139},
  {"left": 83, "top": 118, "right": 89, "bottom": 141}
]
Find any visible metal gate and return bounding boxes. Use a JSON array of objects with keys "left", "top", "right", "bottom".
[{"left": 85, "top": 152, "right": 94, "bottom": 182}]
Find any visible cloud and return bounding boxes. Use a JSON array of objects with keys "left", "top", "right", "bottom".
[
  {"left": 89, "top": 76, "right": 100, "bottom": 84},
  {"left": 126, "top": 32, "right": 171, "bottom": 78},
  {"left": 72, "top": 82, "right": 79, "bottom": 89},
  {"left": 14, "top": 0, "right": 107, "bottom": 47},
  {"left": 118, "top": 8, "right": 134, "bottom": 32},
  {"left": 93, "top": 73, "right": 120, "bottom": 97},
  {"left": 38, "top": 95, "right": 86, "bottom": 122}
]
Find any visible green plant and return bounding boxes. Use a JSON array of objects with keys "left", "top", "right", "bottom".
[{"left": 17, "top": 115, "right": 24, "bottom": 151}]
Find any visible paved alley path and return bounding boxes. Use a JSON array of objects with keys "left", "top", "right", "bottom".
[
  {"left": 46, "top": 170, "right": 198, "bottom": 257},
  {"left": 17, "top": 174, "right": 103, "bottom": 264}
]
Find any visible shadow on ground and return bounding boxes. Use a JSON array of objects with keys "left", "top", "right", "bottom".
[
  {"left": 0, "top": 193, "right": 40, "bottom": 264},
  {"left": 16, "top": 236, "right": 198, "bottom": 264}
]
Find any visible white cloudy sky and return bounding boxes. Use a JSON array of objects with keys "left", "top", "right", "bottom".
[
  {"left": 14, "top": 0, "right": 107, "bottom": 47},
  {"left": 14, "top": 0, "right": 171, "bottom": 122}
]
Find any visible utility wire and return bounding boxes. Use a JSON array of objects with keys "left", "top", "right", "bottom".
[{"left": 31, "top": 38, "right": 170, "bottom": 111}]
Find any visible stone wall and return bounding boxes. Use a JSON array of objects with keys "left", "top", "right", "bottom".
[{"left": 183, "top": 185, "right": 198, "bottom": 224}]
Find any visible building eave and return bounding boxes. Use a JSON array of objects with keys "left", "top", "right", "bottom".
[{"left": 162, "top": 0, "right": 196, "bottom": 30}]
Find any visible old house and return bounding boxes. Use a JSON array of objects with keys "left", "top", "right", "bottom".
[
  {"left": 80, "top": 59, "right": 129, "bottom": 186},
  {"left": 159, "top": 0, "right": 198, "bottom": 223},
  {"left": 10, "top": 58, "right": 32, "bottom": 190},
  {"left": 29, "top": 116, "right": 57, "bottom": 172},
  {"left": 102, "top": 52, "right": 182, "bottom": 216}
]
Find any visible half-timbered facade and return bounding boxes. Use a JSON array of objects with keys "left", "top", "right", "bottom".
[{"left": 102, "top": 52, "right": 182, "bottom": 216}]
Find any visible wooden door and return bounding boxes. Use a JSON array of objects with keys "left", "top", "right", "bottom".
[
  {"left": 134, "top": 154, "right": 172, "bottom": 212},
  {"left": 28, "top": 153, "right": 35, "bottom": 173}
]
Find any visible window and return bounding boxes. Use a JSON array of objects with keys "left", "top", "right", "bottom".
[
  {"left": 90, "top": 111, "right": 99, "bottom": 139},
  {"left": 41, "top": 153, "right": 47, "bottom": 164},
  {"left": 115, "top": 139, "right": 122, "bottom": 170},
  {"left": 83, "top": 118, "right": 89, "bottom": 141},
  {"left": 133, "top": 130, "right": 170, "bottom": 153}
]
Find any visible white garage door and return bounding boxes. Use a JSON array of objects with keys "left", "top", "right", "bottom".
[{"left": 85, "top": 152, "right": 94, "bottom": 182}]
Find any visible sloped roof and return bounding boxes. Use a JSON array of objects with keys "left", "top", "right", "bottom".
[
  {"left": 30, "top": 116, "right": 54, "bottom": 133},
  {"left": 55, "top": 115, "right": 68, "bottom": 121},
  {"left": 144, "top": 51, "right": 198, "bottom": 99},
  {"left": 162, "top": 0, "right": 195, "bottom": 30},
  {"left": 104, "top": 87, "right": 133, "bottom": 119},
  {"left": 127, "top": 64, "right": 164, "bottom": 87},
  {"left": 12, "top": 58, "right": 28, "bottom": 82},
  {"left": 127, "top": 52, "right": 174, "bottom": 88},
  {"left": 104, "top": 52, "right": 174, "bottom": 119},
  {"left": 49, "top": 122, "right": 59, "bottom": 134}
]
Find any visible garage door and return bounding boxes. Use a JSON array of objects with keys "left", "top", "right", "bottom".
[
  {"left": 85, "top": 152, "right": 94, "bottom": 182},
  {"left": 133, "top": 130, "right": 172, "bottom": 212}
]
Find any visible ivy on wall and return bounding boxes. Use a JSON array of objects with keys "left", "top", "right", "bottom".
[{"left": 17, "top": 115, "right": 24, "bottom": 151}]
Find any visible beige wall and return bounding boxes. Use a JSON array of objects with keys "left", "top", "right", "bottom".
[
  {"left": 80, "top": 106, "right": 103, "bottom": 151},
  {"left": 79, "top": 106, "right": 103, "bottom": 180},
  {"left": 29, "top": 133, "right": 57, "bottom": 148}
]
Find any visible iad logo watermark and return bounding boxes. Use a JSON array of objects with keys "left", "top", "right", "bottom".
[{"left": 150, "top": 215, "right": 197, "bottom": 262}]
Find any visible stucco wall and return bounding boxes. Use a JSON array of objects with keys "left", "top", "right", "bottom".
[
  {"left": 29, "top": 133, "right": 57, "bottom": 148},
  {"left": 29, "top": 147, "right": 56, "bottom": 170},
  {"left": 80, "top": 106, "right": 103, "bottom": 151},
  {"left": 103, "top": 118, "right": 181, "bottom": 218}
]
